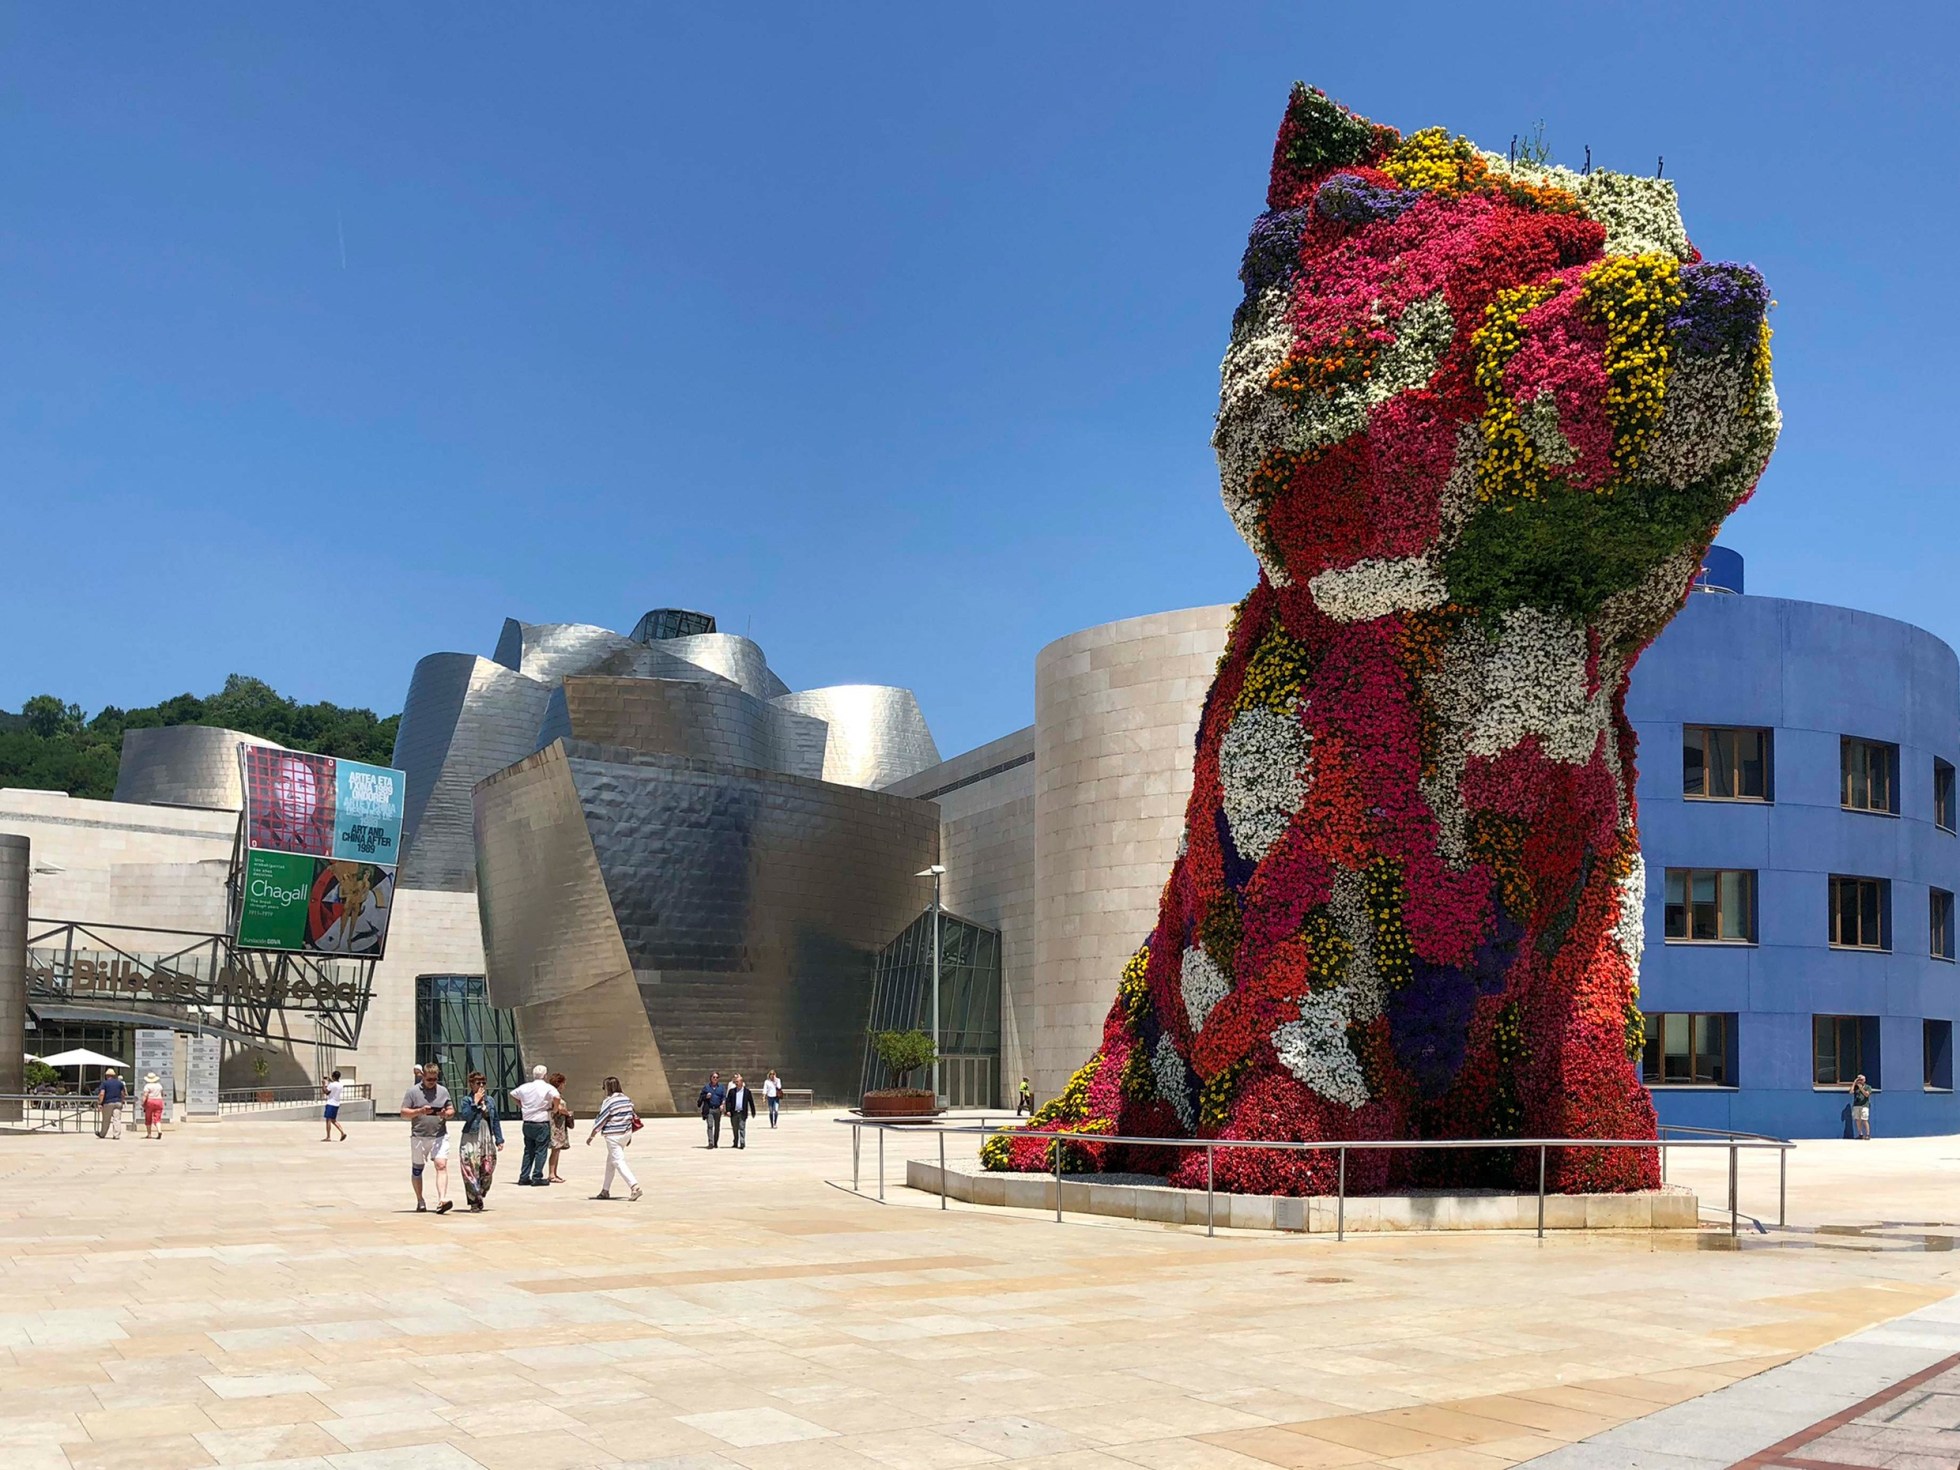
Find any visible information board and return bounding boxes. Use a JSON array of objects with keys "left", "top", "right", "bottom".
[
  {"left": 186, "top": 1034, "right": 220, "bottom": 1116},
  {"left": 134, "top": 1029, "right": 175, "bottom": 1116}
]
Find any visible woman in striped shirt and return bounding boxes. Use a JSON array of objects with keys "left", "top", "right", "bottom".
[{"left": 585, "top": 1076, "right": 643, "bottom": 1201}]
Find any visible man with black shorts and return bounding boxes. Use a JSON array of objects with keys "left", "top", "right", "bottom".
[{"left": 401, "top": 1063, "right": 455, "bottom": 1213}]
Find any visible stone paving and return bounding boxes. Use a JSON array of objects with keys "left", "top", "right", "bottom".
[{"left": 1, "top": 1112, "right": 1959, "bottom": 1470}]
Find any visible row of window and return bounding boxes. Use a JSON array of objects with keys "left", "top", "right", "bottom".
[
  {"left": 1661, "top": 868, "right": 1955, "bottom": 957},
  {"left": 1641, "top": 1011, "right": 1954, "bottom": 1092},
  {"left": 1683, "top": 725, "right": 1957, "bottom": 829}
]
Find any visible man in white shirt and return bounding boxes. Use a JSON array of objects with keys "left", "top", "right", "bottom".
[
  {"left": 509, "top": 1065, "right": 561, "bottom": 1186},
  {"left": 322, "top": 1070, "right": 347, "bottom": 1142}
]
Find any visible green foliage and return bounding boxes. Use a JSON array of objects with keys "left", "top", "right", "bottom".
[
  {"left": 871, "top": 1029, "right": 937, "bottom": 1088},
  {"left": 1516, "top": 120, "right": 1554, "bottom": 166},
  {"left": 24, "top": 1059, "right": 60, "bottom": 1090},
  {"left": 0, "top": 677, "right": 401, "bottom": 801}
]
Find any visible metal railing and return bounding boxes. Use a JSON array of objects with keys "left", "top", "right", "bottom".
[
  {"left": 0, "top": 1094, "right": 137, "bottom": 1133},
  {"left": 841, "top": 1118, "right": 1793, "bottom": 1240},
  {"left": 218, "top": 1083, "right": 373, "bottom": 1114}
]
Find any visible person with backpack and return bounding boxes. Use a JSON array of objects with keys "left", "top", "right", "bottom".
[{"left": 586, "top": 1076, "right": 642, "bottom": 1201}]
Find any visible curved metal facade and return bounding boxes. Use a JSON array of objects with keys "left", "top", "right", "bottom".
[
  {"left": 658, "top": 633, "right": 791, "bottom": 700},
  {"left": 772, "top": 685, "right": 940, "bottom": 790},
  {"left": 539, "top": 676, "right": 827, "bottom": 780},
  {"left": 475, "top": 740, "right": 939, "bottom": 1106},
  {"left": 113, "top": 725, "right": 281, "bottom": 810},
  {"left": 393, "top": 654, "right": 552, "bottom": 891}
]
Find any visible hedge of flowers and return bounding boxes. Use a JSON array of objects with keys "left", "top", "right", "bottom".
[{"left": 982, "top": 85, "right": 1779, "bottom": 1196}]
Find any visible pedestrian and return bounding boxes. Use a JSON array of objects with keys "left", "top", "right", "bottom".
[
  {"left": 141, "top": 1072, "right": 166, "bottom": 1140},
  {"left": 696, "top": 1070, "right": 726, "bottom": 1148},
  {"left": 458, "top": 1071, "right": 505, "bottom": 1211},
  {"left": 95, "top": 1067, "right": 126, "bottom": 1140},
  {"left": 763, "top": 1069, "right": 782, "bottom": 1129},
  {"left": 1016, "top": 1076, "right": 1033, "bottom": 1115},
  {"left": 547, "top": 1071, "right": 572, "bottom": 1183},
  {"left": 510, "top": 1064, "right": 561, "bottom": 1186},
  {"left": 585, "top": 1076, "right": 642, "bottom": 1201},
  {"left": 1851, "top": 1073, "right": 1873, "bottom": 1139},
  {"left": 322, "top": 1070, "right": 347, "bottom": 1142},
  {"left": 401, "top": 1062, "right": 455, "bottom": 1214},
  {"left": 725, "top": 1073, "right": 756, "bottom": 1149}
]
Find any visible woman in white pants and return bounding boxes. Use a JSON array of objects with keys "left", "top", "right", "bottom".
[{"left": 585, "top": 1076, "right": 642, "bottom": 1201}]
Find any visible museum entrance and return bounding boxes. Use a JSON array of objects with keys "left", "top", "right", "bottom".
[{"left": 861, "top": 909, "right": 1002, "bottom": 1107}]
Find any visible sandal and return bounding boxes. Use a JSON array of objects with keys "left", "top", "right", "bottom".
[
  {"left": 592, "top": 1191, "right": 611, "bottom": 1200},
  {"left": 416, "top": 1202, "right": 427, "bottom": 1212},
  {"left": 436, "top": 1201, "right": 454, "bottom": 1214},
  {"left": 629, "top": 1186, "right": 643, "bottom": 1202}
]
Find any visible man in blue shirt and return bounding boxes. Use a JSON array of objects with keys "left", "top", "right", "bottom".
[
  {"left": 95, "top": 1068, "right": 127, "bottom": 1141},
  {"left": 696, "top": 1071, "right": 727, "bottom": 1149}
]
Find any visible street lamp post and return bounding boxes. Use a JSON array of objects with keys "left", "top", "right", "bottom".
[{"left": 916, "top": 864, "right": 947, "bottom": 1107}]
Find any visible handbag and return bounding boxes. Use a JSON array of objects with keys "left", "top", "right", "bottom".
[{"left": 629, "top": 1113, "right": 644, "bottom": 1132}]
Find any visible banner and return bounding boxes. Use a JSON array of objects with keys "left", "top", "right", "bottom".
[{"left": 237, "top": 748, "right": 405, "bottom": 959}]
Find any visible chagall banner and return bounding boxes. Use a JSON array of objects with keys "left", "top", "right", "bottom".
[{"left": 236, "top": 748, "right": 405, "bottom": 958}]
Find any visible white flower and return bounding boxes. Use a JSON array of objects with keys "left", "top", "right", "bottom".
[
  {"left": 1181, "top": 946, "right": 1230, "bottom": 1033},
  {"left": 1642, "top": 350, "right": 1760, "bottom": 490},
  {"left": 1432, "top": 608, "right": 1613, "bottom": 765},
  {"left": 1520, "top": 389, "right": 1577, "bottom": 467},
  {"left": 1218, "top": 704, "right": 1313, "bottom": 862},
  {"left": 1476, "top": 153, "right": 1692, "bottom": 261},
  {"left": 1612, "top": 852, "right": 1646, "bottom": 968},
  {"left": 1328, "top": 867, "right": 1384, "bottom": 1022},
  {"left": 1151, "top": 1033, "right": 1195, "bottom": 1131},
  {"left": 1272, "top": 991, "right": 1369, "bottom": 1109},
  {"left": 1308, "top": 554, "right": 1450, "bottom": 623}
]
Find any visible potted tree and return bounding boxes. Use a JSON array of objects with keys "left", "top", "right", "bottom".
[
  {"left": 860, "top": 1030, "right": 939, "bottom": 1119},
  {"left": 252, "top": 1053, "right": 274, "bottom": 1104}
]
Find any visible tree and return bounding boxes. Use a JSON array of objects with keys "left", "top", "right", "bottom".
[
  {"left": 872, "top": 1029, "right": 938, "bottom": 1090},
  {"left": 21, "top": 695, "right": 82, "bottom": 738}
]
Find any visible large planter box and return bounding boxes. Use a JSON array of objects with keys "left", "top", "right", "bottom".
[{"left": 860, "top": 1090, "right": 937, "bottom": 1119}]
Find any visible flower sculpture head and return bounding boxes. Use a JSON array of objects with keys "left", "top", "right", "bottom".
[
  {"left": 1220, "top": 85, "right": 1776, "bottom": 627},
  {"left": 986, "top": 87, "right": 1778, "bottom": 1196}
]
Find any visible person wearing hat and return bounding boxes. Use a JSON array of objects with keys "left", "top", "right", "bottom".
[
  {"left": 141, "top": 1072, "right": 166, "bottom": 1139},
  {"left": 94, "top": 1068, "right": 126, "bottom": 1140}
]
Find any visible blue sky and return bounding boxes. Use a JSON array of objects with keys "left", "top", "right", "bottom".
[{"left": 3, "top": 4, "right": 1953, "bottom": 757}]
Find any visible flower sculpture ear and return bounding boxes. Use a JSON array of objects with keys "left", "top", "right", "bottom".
[{"left": 985, "top": 85, "right": 1777, "bottom": 1199}]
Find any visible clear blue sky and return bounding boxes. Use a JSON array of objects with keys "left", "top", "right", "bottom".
[{"left": 3, "top": 4, "right": 1953, "bottom": 757}]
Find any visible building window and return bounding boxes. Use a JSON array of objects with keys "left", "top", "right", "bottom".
[
  {"left": 1641, "top": 1012, "right": 1732, "bottom": 1086},
  {"left": 1842, "top": 737, "right": 1899, "bottom": 815},
  {"left": 1683, "top": 726, "right": 1770, "bottom": 801},
  {"left": 1935, "top": 890, "right": 1956, "bottom": 961},
  {"left": 414, "top": 975, "right": 523, "bottom": 1104},
  {"left": 1662, "top": 868, "right": 1755, "bottom": 942},
  {"left": 1938, "top": 760, "right": 1956, "bottom": 833},
  {"left": 1813, "top": 1015, "right": 1878, "bottom": 1087},
  {"left": 1829, "top": 875, "right": 1890, "bottom": 950},
  {"left": 1926, "top": 1020, "right": 1953, "bottom": 1092}
]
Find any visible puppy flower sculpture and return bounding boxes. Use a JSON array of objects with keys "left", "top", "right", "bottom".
[{"left": 985, "top": 87, "right": 1778, "bottom": 1194}]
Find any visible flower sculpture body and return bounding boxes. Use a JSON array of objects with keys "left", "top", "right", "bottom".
[{"left": 986, "top": 88, "right": 1779, "bottom": 1194}]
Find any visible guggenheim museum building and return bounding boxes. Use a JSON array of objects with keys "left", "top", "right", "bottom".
[{"left": 3, "top": 548, "right": 1955, "bottom": 1138}]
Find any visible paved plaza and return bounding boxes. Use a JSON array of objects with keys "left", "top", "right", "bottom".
[{"left": 2, "top": 1115, "right": 1960, "bottom": 1470}]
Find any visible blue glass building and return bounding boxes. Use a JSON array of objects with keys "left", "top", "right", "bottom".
[{"left": 1628, "top": 549, "right": 1960, "bottom": 1137}]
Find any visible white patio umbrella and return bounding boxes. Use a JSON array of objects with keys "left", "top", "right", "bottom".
[{"left": 39, "top": 1048, "right": 129, "bottom": 1069}]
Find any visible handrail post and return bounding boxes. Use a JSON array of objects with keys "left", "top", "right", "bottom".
[
  {"left": 1206, "top": 1143, "right": 1215, "bottom": 1238},
  {"left": 1778, "top": 1145, "right": 1787, "bottom": 1229},
  {"left": 1336, "top": 1146, "right": 1347, "bottom": 1241},
  {"left": 1053, "top": 1136, "right": 1063, "bottom": 1223},
  {"left": 939, "top": 1130, "right": 947, "bottom": 1211},
  {"left": 852, "top": 1121, "right": 860, "bottom": 1193},
  {"left": 1729, "top": 1144, "right": 1738, "bottom": 1238},
  {"left": 1536, "top": 1145, "right": 1547, "bottom": 1239},
  {"left": 877, "top": 1125, "right": 885, "bottom": 1202}
]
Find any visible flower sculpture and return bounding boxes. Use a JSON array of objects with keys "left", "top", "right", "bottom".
[{"left": 985, "top": 87, "right": 1778, "bottom": 1194}]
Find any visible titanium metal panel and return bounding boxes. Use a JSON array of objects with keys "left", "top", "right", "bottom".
[
  {"left": 113, "top": 726, "right": 280, "bottom": 810},
  {"left": 537, "top": 676, "right": 827, "bottom": 780},
  {"left": 772, "top": 685, "right": 941, "bottom": 790},
  {"left": 474, "top": 738, "right": 938, "bottom": 1105},
  {"left": 393, "top": 654, "right": 553, "bottom": 891},
  {"left": 658, "top": 633, "right": 792, "bottom": 700}
]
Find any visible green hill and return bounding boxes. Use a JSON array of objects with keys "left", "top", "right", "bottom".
[{"left": 0, "top": 676, "right": 401, "bottom": 802}]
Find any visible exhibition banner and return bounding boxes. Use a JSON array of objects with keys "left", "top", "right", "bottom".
[
  {"left": 332, "top": 759, "right": 405, "bottom": 863},
  {"left": 236, "top": 747, "right": 406, "bottom": 959}
]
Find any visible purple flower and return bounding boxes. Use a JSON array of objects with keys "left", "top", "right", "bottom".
[
  {"left": 1314, "top": 173, "right": 1418, "bottom": 227},
  {"left": 1669, "top": 263, "right": 1769, "bottom": 358},
  {"left": 1239, "top": 206, "right": 1314, "bottom": 294}
]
